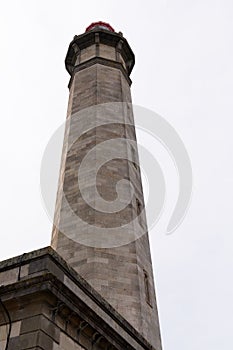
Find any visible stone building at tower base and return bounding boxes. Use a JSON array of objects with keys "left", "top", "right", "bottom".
[{"left": 0, "top": 247, "right": 155, "bottom": 350}]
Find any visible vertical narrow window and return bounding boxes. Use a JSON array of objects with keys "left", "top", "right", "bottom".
[
  {"left": 143, "top": 270, "right": 152, "bottom": 307},
  {"left": 136, "top": 198, "right": 142, "bottom": 216}
]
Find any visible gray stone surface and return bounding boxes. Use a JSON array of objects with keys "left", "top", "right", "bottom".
[
  {"left": 51, "top": 26, "right": 162, "bottom": 350},
  {"left": 0, "top": 247, "right": 156, "bottom": 350}
]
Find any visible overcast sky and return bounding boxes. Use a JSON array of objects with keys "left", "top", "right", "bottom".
[{"left": 0, "top": 1, "right": 233, "bottom": 349}]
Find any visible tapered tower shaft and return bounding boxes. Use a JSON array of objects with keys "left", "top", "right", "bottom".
[{"left": 51, "top": 22, "right": 162, "bottom": 350}]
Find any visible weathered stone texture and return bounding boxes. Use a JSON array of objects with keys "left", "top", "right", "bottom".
[
  {"left": 51, "top": 27, "right": 162, "bottom": 350},
  {"left": 0, "top": 248, "right": 156, "bottom": 350}
]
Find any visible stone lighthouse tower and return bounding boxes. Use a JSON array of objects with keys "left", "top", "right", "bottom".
[
  {"left": 51, "top": 22, "right": 162, "bottom": 350},
  {"left": 0, "top": 22, "right": 162, "bottom": 350}
]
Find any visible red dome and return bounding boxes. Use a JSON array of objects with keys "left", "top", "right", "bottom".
[{"left": 85, "top": 21, "right": 115, "bottom": 32}]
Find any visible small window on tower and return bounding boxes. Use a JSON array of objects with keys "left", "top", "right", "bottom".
[
  {"left": 136, "top": 198, "right": 142, "bottom": 216},
  {"left": 143, "top": 270, "right": 152, "bottom": 307}
]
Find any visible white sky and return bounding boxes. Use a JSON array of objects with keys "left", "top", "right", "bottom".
[{"left": 0, "top": 1, "right": 233, "bottom": 349}]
